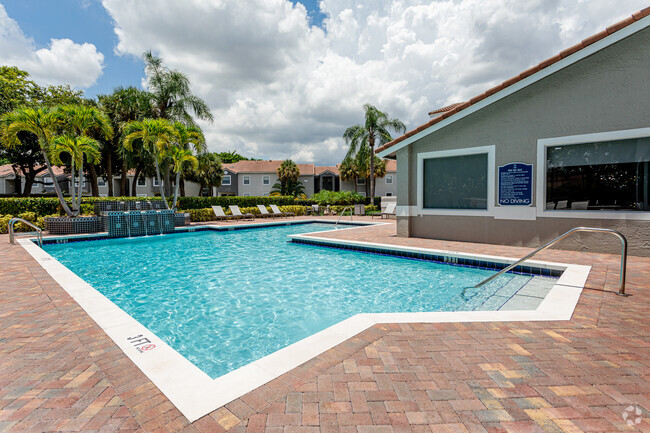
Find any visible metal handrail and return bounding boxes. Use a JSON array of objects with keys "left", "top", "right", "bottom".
[
  {"left": 8, "top": 217, "right": 43, "bottom": 248},
  {"left": 474, "top": 227, "right": 628, "bottom": 296},
  {"left": 335, "top": 206, "right": 353, "bottom": 229}
]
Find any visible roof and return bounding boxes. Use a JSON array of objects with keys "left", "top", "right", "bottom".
[
  {"left": 223, "top": 160, "right": 315, "bottom": 176},
  {"left": 315, "top": 166, "right": 339, "bottom": 175},
  {"left": 377, "top": 7, "right": 650, "bottom": 156},
  {"left": 428, "top": 102, "right": 465, "bottom": 116},
  {"left": 0, "top": 164, "right": 66, "bottom": 178}
]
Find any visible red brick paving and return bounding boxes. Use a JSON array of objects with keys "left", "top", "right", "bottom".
[{"left": 1, "top": 218, "right": 649, "bottom": 432}]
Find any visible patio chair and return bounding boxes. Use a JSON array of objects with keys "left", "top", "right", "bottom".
[
  {"left": 257, "top": 205, "right": 281, "bottom": 218},
  {"left": 229, "top": 205, "right": 255, "bottom": 221},
  {"left": 212, "top": 206, "right": 237, "bottom": 220},
  {"left": 270, "top": 204, "right": 294, "bottom": 218},
  {"left": 373, "top": 202, "right": 396, "bottom": 219}
]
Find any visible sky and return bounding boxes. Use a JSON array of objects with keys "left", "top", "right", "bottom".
[{"left": 0, "top": 0, "right": 647, "bottom": 165}]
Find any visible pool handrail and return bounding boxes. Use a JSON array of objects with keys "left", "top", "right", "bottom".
[
  {"left": 335, "top": 206, "right": 353, "bottom": 229},
  {"left": 473, "top": 227, "right": 628, "bottom": 296},
  {"left": 8, "top": 217, "right": 43, "bottom": 248}
]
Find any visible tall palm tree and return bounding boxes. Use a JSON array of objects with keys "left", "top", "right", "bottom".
[
  {"left": 50, "top": 135, "right": 101, "bottom": 214},
  {"left": 339, "top": 158, "right": 361, "bottom": 193},
  {"left": 1, "top": 107, "right": 74, "bottom": 216},
  {"left": 56, "top": 104, "right": 113, "bottom": 196},
  {"left": 343, "top": 104, "right": 405, "bottom": 200},
  {"left": 272, "top": 160, "right": 305, "bottom": 197},
  {"left": 122, "top": 119, "right": 175, "bottom": 208},
  {"left": 186, "top": 153, "right": 223, "bottom": 196},
  {"left": 169, "top": 123, "right": 205, "bottom": 209}
]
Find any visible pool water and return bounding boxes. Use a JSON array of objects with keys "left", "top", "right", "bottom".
[{"left": 45, "top": 223, "right": 541, "bottom": 378}]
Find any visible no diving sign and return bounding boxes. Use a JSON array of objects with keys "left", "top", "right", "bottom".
[{"left": 127, "top": 334, "right": 156, "bottom": 353}]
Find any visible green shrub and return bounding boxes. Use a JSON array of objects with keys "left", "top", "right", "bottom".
[
  {"left": 188, "top": 204, "right": 305, "bottom": 222},
  {"left": 177, "top": 196, "right": 295, "bottom": 210},
  {"left": 312, "top": 190, "right": 365, "bottom": 205},
  {"left": 0, "top": 196, "right": 167, "bottom": 217}
]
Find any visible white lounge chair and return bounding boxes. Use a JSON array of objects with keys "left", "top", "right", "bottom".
[
  {"left": 257, "top": 205, "right": 281, "bottom": 218},
  {"left": 229, "top": 205, "right": 255, "bottom": 221},
  {"left": 373, "top": 202, "right": 396, "bottom": 219},
  {"left": 270, "top": 204, "right": 294, "bottom": 218},
  {"left": 212, "top": 205, "right": 238, "bottom": 220}
]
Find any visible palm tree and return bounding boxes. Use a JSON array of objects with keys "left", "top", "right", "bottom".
[
  {"left": 168, "top": 147, "right": 198, "bottom": 209},
  {"left": 169, "top": 123, "right": 205, "bottom": 209},
  {"left": 122, "top": 119, "right": 175, "bottom": 208},
  {"left": 186, "top": 153, "right": 223, "bottom": 196},
  {"left": 1, "top": 107, "right": 75, "bottom": 216},
  {"left": 271, "top": 159, "right": 305, "bottom": 197},
  {"left": 143, "top": 52, "right": 214, "bottom": 124},
  {"left": 339, "top": 158, "right": 361, "bottom": 193},
  {"left": 56, "top": 104, "right": 113, "bottom": 196},
  {"left": 97, "top": 87, "right": 154, "bottom": 196},
  {"left": 50, "top": 135, "right": 101, "bottom": 214},
  {"left": 343, "top": 104, "right": 405, "bottom": 200}
]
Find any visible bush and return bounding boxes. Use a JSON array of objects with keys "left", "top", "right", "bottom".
[
  {"left": 312, "top": 190, "right": 365, "bottom": 205},
  {"left": 0, "top": 196, "right": 167, "bottom": 217},
  {"left": 188, "top": 205, "right": 305, "bottom": 222},
  {"left": 177, "top": 196, "right": 295, "bottom": 210}
]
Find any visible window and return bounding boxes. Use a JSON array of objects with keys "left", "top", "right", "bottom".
[
  {"left": 358, "top": 192, "right": 366, "bottom": 197},
  {"left": 137, "top": 177, "right": 146, "bottom": 186},
  {"left": 222, "top": 175, "right": 231, "bottom": 186},
  {"left": 385, "top": 175, "right": 393, "bottom": 184},
  {"left": 73, "top": 180, "right": 87, "bottom": 187},
  {"left": 43, "top": 177, "right": 53, "bottom": 185},
  {"left": 357, "top": 178, "right": 366, "bottom": 185},
  {"left": 97, "top": 178, "right": 106, "bottom": 187},
  {"left": 545, "top": 137, "right": 650, "bottom": 212},
  {"left": 243, "top": 175, "right": 251, "bottom": 185},
  {"left": 137, "top": 193, "right": 147, "bottom": 198},
  {"left": 152, "top": 177, "right": 160, "bottom": 187},
  {"left": 242, "top": 193, "right": 251, "bottom": 197},
  {"left": 386, "top": 192, "right": 393, "bottom": 196},
  {"left": 423, "top": 153, "right": 488, "bottom": 209},
  {"left": 263, "top": 175, "right": 270, "bottom": 185},
  {"left": 417, "top": 145, "right": 494, "bottom": 215}
]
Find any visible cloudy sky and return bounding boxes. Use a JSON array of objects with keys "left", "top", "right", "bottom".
[{"left": 0, "top": 0, "right": 646, "bottom": 165}]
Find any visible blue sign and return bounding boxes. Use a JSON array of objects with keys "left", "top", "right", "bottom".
[{"left": 498, "top": 163, "right": 533, "bottom": 206}]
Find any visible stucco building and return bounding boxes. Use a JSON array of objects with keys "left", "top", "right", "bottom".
[{"left": 377, "top": 10, "right": 650, "bottom": 256}]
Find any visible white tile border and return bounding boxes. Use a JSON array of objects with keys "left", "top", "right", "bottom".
[{"left": 18, "top": 221, "right": 590, "bottom": 422}]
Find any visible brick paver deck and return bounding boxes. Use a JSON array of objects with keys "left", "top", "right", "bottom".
[{"left": 1, "top": 217, "right": 648, "bottom": 432}]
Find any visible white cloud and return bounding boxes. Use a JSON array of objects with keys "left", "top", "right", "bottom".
[
  {"left": 101, "top": 0, "right": 647, "bottom": 165},
  {"left": 0, "top": 4, "right": 104, "bottom": 89}
]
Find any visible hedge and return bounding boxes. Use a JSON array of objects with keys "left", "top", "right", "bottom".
[
  {"left": 188, "top": 205, "right": 306, "bottom": 222},
  {"left": 0, "top": 196, "right": 167, "bottom": 217},
  {"left": 176, "top": 196, "right": 295, "bottom": 210}
]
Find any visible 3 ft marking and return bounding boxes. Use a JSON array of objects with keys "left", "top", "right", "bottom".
[{"left": 127, "top": 334, "right": 156, "bottom": 353}]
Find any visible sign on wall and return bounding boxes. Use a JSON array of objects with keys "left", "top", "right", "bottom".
[{"left": 498, "top": 162, "right": 533, "bottom": 206}]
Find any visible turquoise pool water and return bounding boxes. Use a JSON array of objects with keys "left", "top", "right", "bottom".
[{"left": 44, "top": 223, "right": 537, "bottom": 378}]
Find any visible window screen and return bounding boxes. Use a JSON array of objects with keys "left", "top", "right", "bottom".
[{"left": 423, "top": 153, "right": 488, "bottom": 209}]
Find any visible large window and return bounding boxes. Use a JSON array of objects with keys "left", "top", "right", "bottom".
[
  {"left": 423, "top": 153, "right": 488, "bottom": 209},
  {"left": 222, "top": 175, "right": 231, "bottom": 186},
  {"left": 546, "top": 137, "right": 650, "bottom": 211}
]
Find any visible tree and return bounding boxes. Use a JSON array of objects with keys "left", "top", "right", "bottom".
[
  {"left": 122, "top": 119, "right": 175, "bottom": 208},
  {"left": 50, "top": 135, "right": 101, "bottom": 214},
  {"left": 169, "top": 123, "right": 205, "bottom": 209},
  {"left": 186, "top": 153, "right": 223, "bottom": 196},
  {"left": 142, "top": 51, "right": 213, "bottom": 195},
  {"left": 55, "top": 104, "right": 113, "bottom": 196},
  {"left": 216, "top": 150, "right": 256, "bottom": 164},
  {"left": 1, "top": 107, "right": 74, "bottom": 215},
  {"left": 343, "top": 104, "right": 405, "bottom": 199},
  {"left": 0, "top": 67, "right": 84, "bottom": 196},
  {"left": 339, "top": 158, "right": 361, "bottom": 192},
  {"left": 97, "top": 87, "right": 154, "bottom": 196},
  {"left": 271, "top": 159, "right": 305, "bottom": 197}
]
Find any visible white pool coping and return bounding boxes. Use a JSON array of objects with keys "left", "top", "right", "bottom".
[{"left": 18, "top": 221, "right": 590, "bottom": 422}]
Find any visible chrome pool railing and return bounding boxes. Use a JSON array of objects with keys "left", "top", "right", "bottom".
[
  {"left": 473, "top": 227, "right": 628, "bottom": 296},
  {"left": 335, "top": 206, "right": 353, "bottom": 229},
  {"left": 8, "top": 217, "right": 43, "bottom": 248}
]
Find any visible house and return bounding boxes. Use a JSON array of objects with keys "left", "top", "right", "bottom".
[
  {"left": 377, "top": 9, "right": 650, "bottom": 256},
  {"left": 214, "top": 160, "right": 398, "bottom": 197}
]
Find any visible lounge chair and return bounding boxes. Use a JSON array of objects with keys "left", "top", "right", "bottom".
[
  {"left": 229, "top": 205, "right": 255, "bottom": 221},
  {"left": 373, "top": 202, "right": 396, "bottom": 219},
  {"left": 257, "top": 205, "right": 281, "bottom": 218},
  {"left": 270, "top": 204, "right": 294, "bottom": 218},
  {"left": 212, "top": 206, "right": 238, "bottom": 220}
]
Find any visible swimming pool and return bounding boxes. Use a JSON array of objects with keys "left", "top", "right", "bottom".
[{"left": 43, "top": 222, "right": 555, "bottom": 379}]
